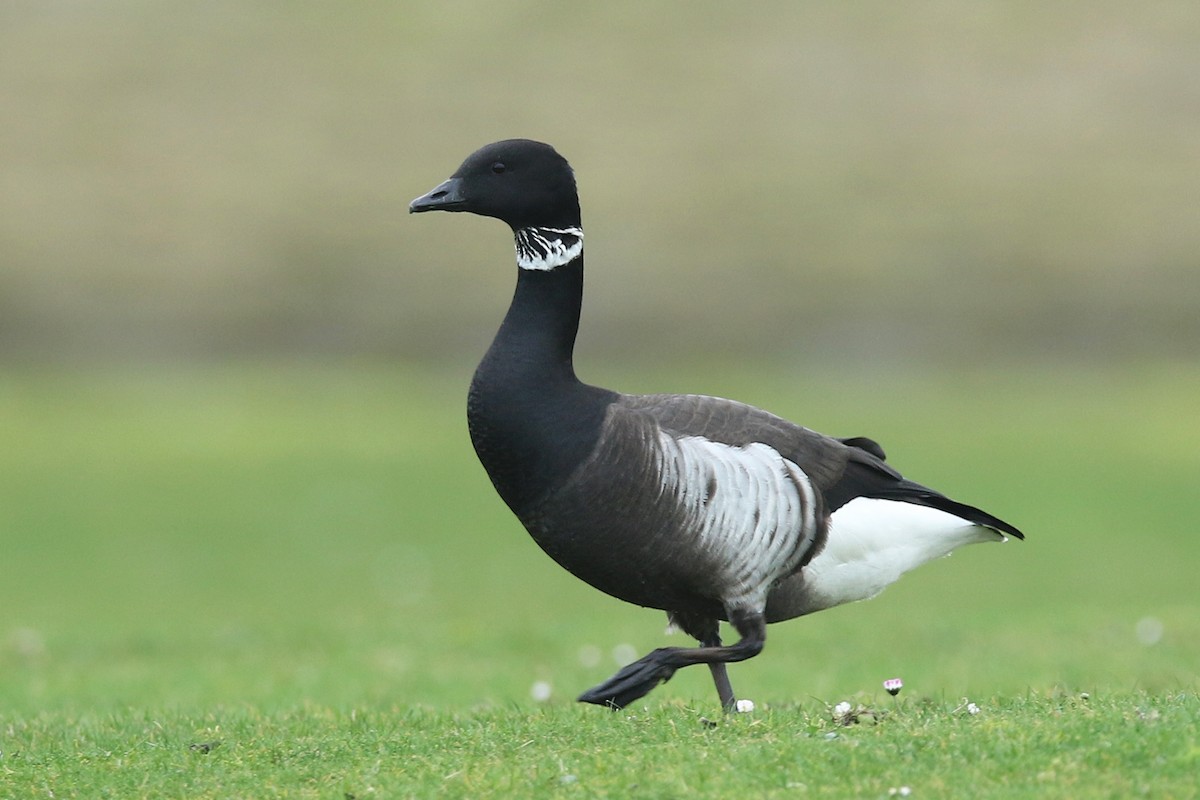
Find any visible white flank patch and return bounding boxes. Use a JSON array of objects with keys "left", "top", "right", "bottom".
[
  {"left": 802, "top": 497, "right": 1004, "bottom": 610},
  {"left": 657, "top": 433, "right": 816, "bottom": 611},
  {"left": 514, "top": 226, "right": 584, "bottom": 271}
]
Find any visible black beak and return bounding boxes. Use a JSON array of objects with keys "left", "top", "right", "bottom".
[{"left": 409, "top": 177, "right": 466, "bottom": 214}]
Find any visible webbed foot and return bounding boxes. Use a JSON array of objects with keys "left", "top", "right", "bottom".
[{"left": 576, "top": 647, "right": 679, "bottom": 709}]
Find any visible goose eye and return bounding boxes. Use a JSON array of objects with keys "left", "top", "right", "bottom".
[{"left": 491, "top": 162, "right": 507, "bottom": 174}]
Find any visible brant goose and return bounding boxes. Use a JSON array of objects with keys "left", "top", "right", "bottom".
[{"left": 410, "top": 139, "right": 1023, "bottom": 710}]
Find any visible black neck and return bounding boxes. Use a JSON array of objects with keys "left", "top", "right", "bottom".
[
  {"left": 468, "top": 254, "right": 615, "bottom": 516},
  {"left": 490, "top": 258, "right": 585, "bottom": 385}
]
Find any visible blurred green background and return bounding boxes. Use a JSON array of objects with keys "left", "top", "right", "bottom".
[
  {"left": 1, "top": 2, "right": 1197, "bottom": 712},
  {"left": 3, "top": 0, "right": 1197, "bottom": 363}
]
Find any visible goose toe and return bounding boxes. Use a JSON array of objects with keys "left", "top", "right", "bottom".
[{"left": 577, "top": 649, "right": 680, "bottom": 709}]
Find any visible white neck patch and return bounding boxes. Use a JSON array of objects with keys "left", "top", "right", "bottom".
[{"left": 514, "top": 226, "right": 584, "bottom": 271}]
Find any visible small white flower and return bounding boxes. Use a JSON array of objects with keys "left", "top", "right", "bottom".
[
  {"left": 1135, "top": 616, "right": 1164, "bottom": 646},
  {"left": 967, "top": 702, "right": 980, "bottom": 715},
  {"left": 883, "top": 678, "right": 904, "bottom": 696},
  {"left": 735, "top": 699, "right": 755, "bottom": 713},
  {"left": 577, "top": 645, "right": 601, "bottom": 667},
  {"left": 530, "top": 680, "right": 552, "bottom": 702},
  {"left": 834, "top": 701, "right": 852, "bottom": 717},
  {"left": 887, "top": 787, "right": 912, "bottom": 797}
]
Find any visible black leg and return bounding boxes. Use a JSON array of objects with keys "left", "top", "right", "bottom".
[
  {"left": 670, "top": 612, "right": 737, "bottom": 711},
  {"left": 705, "top": 642, "right": 737, "bottom": 712},
  {"left": 577, "top": 609, "right": 766, "bottom": 710}
]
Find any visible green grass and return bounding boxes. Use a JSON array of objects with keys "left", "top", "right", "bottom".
[
  {"left": 1, "top": 362, "right": 1198, "bottom": 798},
  {"left": 5, "top": 693, "right": 1198, "bottom": 798}
]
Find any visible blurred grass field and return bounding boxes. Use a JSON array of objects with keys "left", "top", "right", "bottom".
[
  {"left": 3, "top": 361, "right": 1197, "bottom": 718},
  {"left": 2, "top": 2, "right": 1199, "bottom": 363}
]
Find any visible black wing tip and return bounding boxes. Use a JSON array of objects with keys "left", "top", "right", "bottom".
[
  {"left": 831, "top": 459, "right": 1026, "bottom": 541},
  {"left": 982, "top": 517, "right": 1025, "bottom": 540},
  {"left": 921, "top": 493, "right": 1025, "bottom": 540},
  {"left": 864, "top": 477, "right": 1025, "bottom": 540},
  {"left": 994, "top": 519, "right": 1026, "bottom": 540}
]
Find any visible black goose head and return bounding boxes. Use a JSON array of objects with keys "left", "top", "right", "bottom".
[{"left": 409, "top": 139, "right": 580, "bottom": 231}]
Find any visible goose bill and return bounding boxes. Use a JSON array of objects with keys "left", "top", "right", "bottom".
[{"left": 409, "top": 177, "right": 467, "bottom": 213}]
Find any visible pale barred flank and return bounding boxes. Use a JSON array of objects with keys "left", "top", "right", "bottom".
[
  {"left": 515, "top": 226, "right": 584, "bottom": 271},
  {"left": 655, "top": 433, "right": 819, "bottom": 613}
]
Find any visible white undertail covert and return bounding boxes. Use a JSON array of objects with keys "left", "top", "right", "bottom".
[{"left": 801, "top": 497, "right": 1009, "bottom": 613}]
